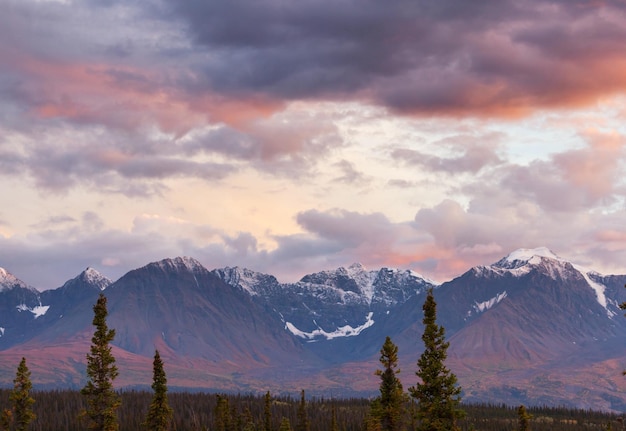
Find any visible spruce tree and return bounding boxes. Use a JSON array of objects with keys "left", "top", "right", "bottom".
[
  {"left": 279, "top": 417, "right": 292, "bottom": 431},
  {"left": 81, "top": 293, "right": 120, "bottom": 431},
  {"left": 263, "top": 391, "right": 272, "bottom": 431},
  {"left": 241, "top": 407, "right": 255, "bottom": 431},
  {"left": 0, "top": 409, "right": 11, "bottom": 431},
  {"left": 330, "top": 402, "right": 339, "bottom": 431},
  {"left": 371, "top": 336, "right": 404, "bottom": 431},
  {"left": 296, "top": 390, "right": 309, "bottom": 431},
  {"left": 409, "top": 289, "right": 463, "bottom": 431},
  {"left": 517, "top": 405, "right": 532, "bottom": 431},
  {"left": 144, "top": 350, "right": 173, "bottom": 431},
  {"left": 214, "top": 395, "right": 230, "bottom": 431},
  {"left": 621, "top": 284, "right": 626, "bottom": 376},
  {"left": 9, "top": 357, "right": 35, "bottom": 431}
]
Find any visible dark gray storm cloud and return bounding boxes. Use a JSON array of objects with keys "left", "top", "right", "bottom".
[{"left": 165, "top": 0, "right": 626, "bottom": 114}]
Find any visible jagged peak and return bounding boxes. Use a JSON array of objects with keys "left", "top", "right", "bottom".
[
  {"left": 346, "top": 262, "right": 367, "bottom": 272},
  {"left": 296, "top": 263, "right": 434, "bottom": 305},
  {"left": 212, "top": 266, "right": 279, "bottom": 296},
  {"left": 78, "top": 267, "right": 112, "bottom": 291},
  {"left": 148, "top": 256, "right": 206, "bottom": 273},
  {"left": 0, "top": 267, "right": 31, "bottom": 292}
]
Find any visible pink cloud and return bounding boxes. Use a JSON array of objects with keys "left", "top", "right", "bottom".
[{"left": 554, "top": 129, "right": 625, "bottom": 201}]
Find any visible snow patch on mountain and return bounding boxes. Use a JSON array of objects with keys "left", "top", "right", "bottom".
[
  {"left": 409, "top": 270, "right": 437, "bottom": 287},
  {"left": 346, "top": 263, "right": 377, "bottom": 302},
  {"left": 285, "top": 312, "right": 375, "bottom": 340},
  {"left": 16, "top": 303, "right": 50, "bottom": 319},
  {"left": 474, "top": 291, "right": 508, "bottom": 313},
  {"left": 573, "top": 266, "right": 614, "bottom": 317},
  {"left": 31, "top": 305, "right": 50, "bottom": 318},
  {"left": 0, "top": 327, "right": 4, "bottom": 337}
]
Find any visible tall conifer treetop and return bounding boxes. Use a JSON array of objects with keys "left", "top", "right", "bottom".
[
  {"left": 9, "top": 357, "right": 36, "bottom": 431},
  {"left": 81, "top": 293, "right": 120, "bottom": 431},
  {"left": 296, "top": 389, "right": 310, "bottom": 431},
  {"left": 371, "top": 336, "right": 405, "bottom": 431},
  {"left": 144, "top": 350, "right": 173, "bottom": 431},
  {"left": 409, "top": 288, "right": 464, "bottom": 431}
]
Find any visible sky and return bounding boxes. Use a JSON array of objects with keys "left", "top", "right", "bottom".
[{"left": 2, "top": 0, "right": 626, "bottom": 289}]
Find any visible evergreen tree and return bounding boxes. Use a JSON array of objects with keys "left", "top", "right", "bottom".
[
  {"left": 81, "top": 293, "right": 120, "bottom": 431},
  {"left": 0, "top": 409, "right": 11, "bottom": 431},
  {"left": 296, "top": 390, "right": 309, "bottom": 431},
  {"left": 279, "top": 417, "right": 292, "bottom": 431},
  {"left": 241, "top": 407, "right": 255, "bottom": 431},
  {"left": 619, "top": 284, "right": 626, "bottom": 376},
  {"left": 144, "top": 350, "right": 173, "bottom": 431},
  {"left": 517, "top": 405, "right": 532, "bottom": 431},
  {"left": 372, "top": 336, "right": 404, "bottom": 431},
  {"left": 263, "top": 391, "right": 272, "bottom": 431},
  {"left": 214, "top": 395, "right": 230, "bottom": 431},
  {"left": 330, "top": 401, "right": 339, "bottom": 431},
  {"left": 365, "top": 404, "right": 383, "bottom": 431},
  {"left": 409, "top": 289, "right": 464, "bottom": 431},
  {"left": 9, "top": 357, "right": 36, "bottom": 431}
]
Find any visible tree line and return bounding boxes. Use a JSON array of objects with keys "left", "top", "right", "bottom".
[
  {"left": 1, "top": 289, "right": 624, "bottom": 430},
  {"left": 1, "top": 389, "right": 622, "bottom": 431}
]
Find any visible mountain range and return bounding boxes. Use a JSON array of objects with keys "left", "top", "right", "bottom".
[{"left": 1, "top": 247, "right": 625, "bottom": 411}]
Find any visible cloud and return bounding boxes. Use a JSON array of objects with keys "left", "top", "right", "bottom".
[
  {"left": 410, "top": 195, "right": 626, "bottom": 280},
  {"left": 3, "top": 0, "right": 626, "bottom": 133},
  {"left": 183, "top": 107, "right": 344, "bottom": 176},
  {"left": 29, "top": 215, "right": 76, "bottom": 229},
  {"left": 496, "top": 130, "right": 626, "bottom": 212},
  {"left": 167, "top": 0, "right": 626, "bottom": 116},
  {"left": 3, "top": 0, "right": 626, "bottom": 291},
  {"left": 288, "top": 208, "right": 432, "bottom": 270},
  {"left": 3, "top": 195, "right": 626, "bottom": 291},
  {"left": 0, "top": 127, "right": 235, "bottom": 196},
  {"left": 391, "top": 133, "right": 505, "bottom": 173},
  {"left": 332, "top": 160, "right": 371, "bottom": 186}
]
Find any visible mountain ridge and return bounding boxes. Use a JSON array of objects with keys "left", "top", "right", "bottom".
[{"left": 1, "top": 248, "right": 625, "bottom": 411}]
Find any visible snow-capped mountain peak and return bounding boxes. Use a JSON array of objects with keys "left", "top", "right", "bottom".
[
  {"left": 497, "top": 247, "right": 560, "bottom": 268},
  {"left": 488, "top": 248, "right": 617, "bottom": 318},
  {"left": 211, "top": 266, "right": 280, "bottom": 296},
  {"left": 490, "top": 247, "right": 570, "bottom": 275},
  {"left": 150, "top": 256, "right": 206, "bottom": 274},
  {"left": 0, "top": 267, "right": 32, "bottom": 292},
  {"left": 79, "top": 267, "right": 112, "bottom": 291}
]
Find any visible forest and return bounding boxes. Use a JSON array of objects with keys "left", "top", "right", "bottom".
[{"left": 0, "top": 389, "right": 622, "bottom": 431}]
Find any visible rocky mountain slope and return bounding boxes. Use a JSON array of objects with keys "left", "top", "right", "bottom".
[{"left": 0, "top": 248, "right": 625, "bottom": 410}]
